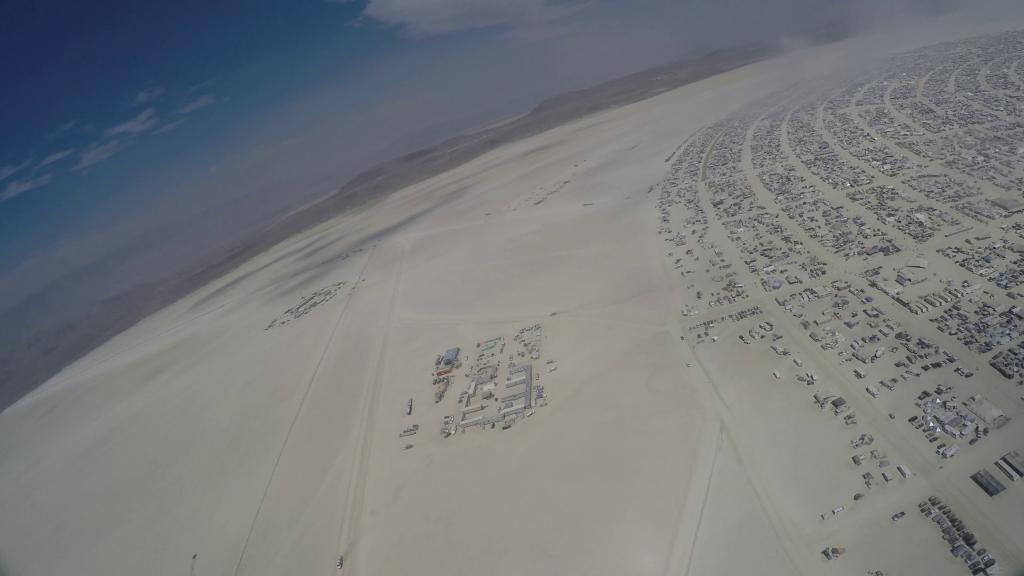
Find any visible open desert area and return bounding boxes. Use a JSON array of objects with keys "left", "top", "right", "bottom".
[{"left": 2, "top": 25, "right": 1024, "bottom": 576}]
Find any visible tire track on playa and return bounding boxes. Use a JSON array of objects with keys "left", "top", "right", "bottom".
[
  {"left": 646, "top": 153, "right": 731, "bottom": 576},
  {"left": 232, "top": 243, "right": 378, "bottom": 576},
  {"left": 654, "top": 129, "right": 806, "bottom": 576},
  {"left": 679, "top": 425, "right": 721, "bottom": 576},
  {"left": 662, "top": 416, "right": 721, "bottom": 576},
  {"left": 666, "top": 309, "right": 806, "bottom": 576},
  {"left": 332, "top": 238, "right": 404, "bottom": 575}
]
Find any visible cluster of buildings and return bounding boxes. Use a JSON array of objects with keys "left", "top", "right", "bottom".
[
  {"left": 908, "top": 382, "right": 1009, "bottom": 456},
  {"left": 651, "top": 29, "right": 1024, "bottom": 571},
  {"left": 686, "top": 305, "right": 763, "bottom": 344},
  {"left": 437, "top": 325, "right": 550, "bottom": 437},
  {"left": 265, "top": 280, "right": 347, "bottom": 330},
  {"left": 658, "top": 131, "right": 755, "bottom": 311},
  {"left": 881, "top": 278, "right": 977, "bottom": 317},
  {"left": 822, "top": 92, "right": 914, "bottom": 179},
  {"left": 938, "top": 236, "right": 1024, "bottom": 290},
  {"left": 970, "top": 448, "right": 1023, "bottom": 500},
  {"left": 989, "top": 343, "right": 1024, "bottom": 383},
  {"left": 847, "top": 185, "right": 962, "bottom": 243},
  {"left": 919, "top": 496, "right": 1000, "bottom": 575},
  {"left": 929, "top": 298, "right": 1024, "bottom": 354},
  {"left": 904, "top": 174, "right": 1002, "bottom": 225},
  {"left": 725, "top": 212, "right": 821, "bottom": 292},
  {"left": 788, "top": 101, "right": 874, "bottom": 191},
  {"left": 752, "top": 108, "right": 900, "bottom": 261}
]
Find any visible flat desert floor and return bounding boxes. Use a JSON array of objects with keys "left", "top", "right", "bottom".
[{"left": 2, "top": 25, "right": 1023, "bottom": 576}]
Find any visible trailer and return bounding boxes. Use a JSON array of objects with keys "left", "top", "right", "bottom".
[{"left": 994, "top": 458, "right": 1019, "bottom": 482}]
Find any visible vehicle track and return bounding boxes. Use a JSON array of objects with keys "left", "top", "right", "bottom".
[{"left": 232, "top": 244, "right": 378, "bottom": 576}]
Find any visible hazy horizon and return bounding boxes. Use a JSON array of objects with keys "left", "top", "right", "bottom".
[{"left": 2, "top": 0, "right": 1023, "bottom": 367}]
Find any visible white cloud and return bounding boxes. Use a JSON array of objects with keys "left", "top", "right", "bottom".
[
  {"left": 187, "top": 79, "right": 216, "bottom": 94},
  {"left": 46, "top": 120, "right": 79, "bottom": 139},
  {"left": 37, "top": 149, "right": 75, "bottom": 169},
  {"left": 0, "top": 159, "right": 32, "bottom": 182},
  {"left": 134, "top": 86, "right": 165, "bottom": 105},
  {"left": 74, "top": 140, "right": 124, "bottom": 171},
  {"left": 106, "top": 108, "right": 158, "bottom": 136},
  {"left": 178, "top": 94, "right": 217, "bottom": 114},
  {"left": 2, "top": 174, "right": 51, "bottom": 202},
  {"left": 153, "top": 119, "right": 187, "bottom": 134},
  {"left": 355, "top": 0, "right": 588, "bottom": 36}
]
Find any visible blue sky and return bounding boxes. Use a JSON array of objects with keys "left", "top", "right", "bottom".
[
  {"left": 1, "top": 1, "right": 383, "bottom": 288},
  {"left": 0, "top": 0, "right": 996, "bottom": 317},
  {"left": 0, "top": 1, "right": 509, "bottom": 312}
]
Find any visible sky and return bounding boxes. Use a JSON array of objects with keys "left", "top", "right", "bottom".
[{"left": 0, "top": 0, "right": 1018, "bottom": 324}]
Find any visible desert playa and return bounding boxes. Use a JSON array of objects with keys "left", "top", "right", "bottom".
[{"left": 2, "top": 27, "right": 1024, "bottom": 576}]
